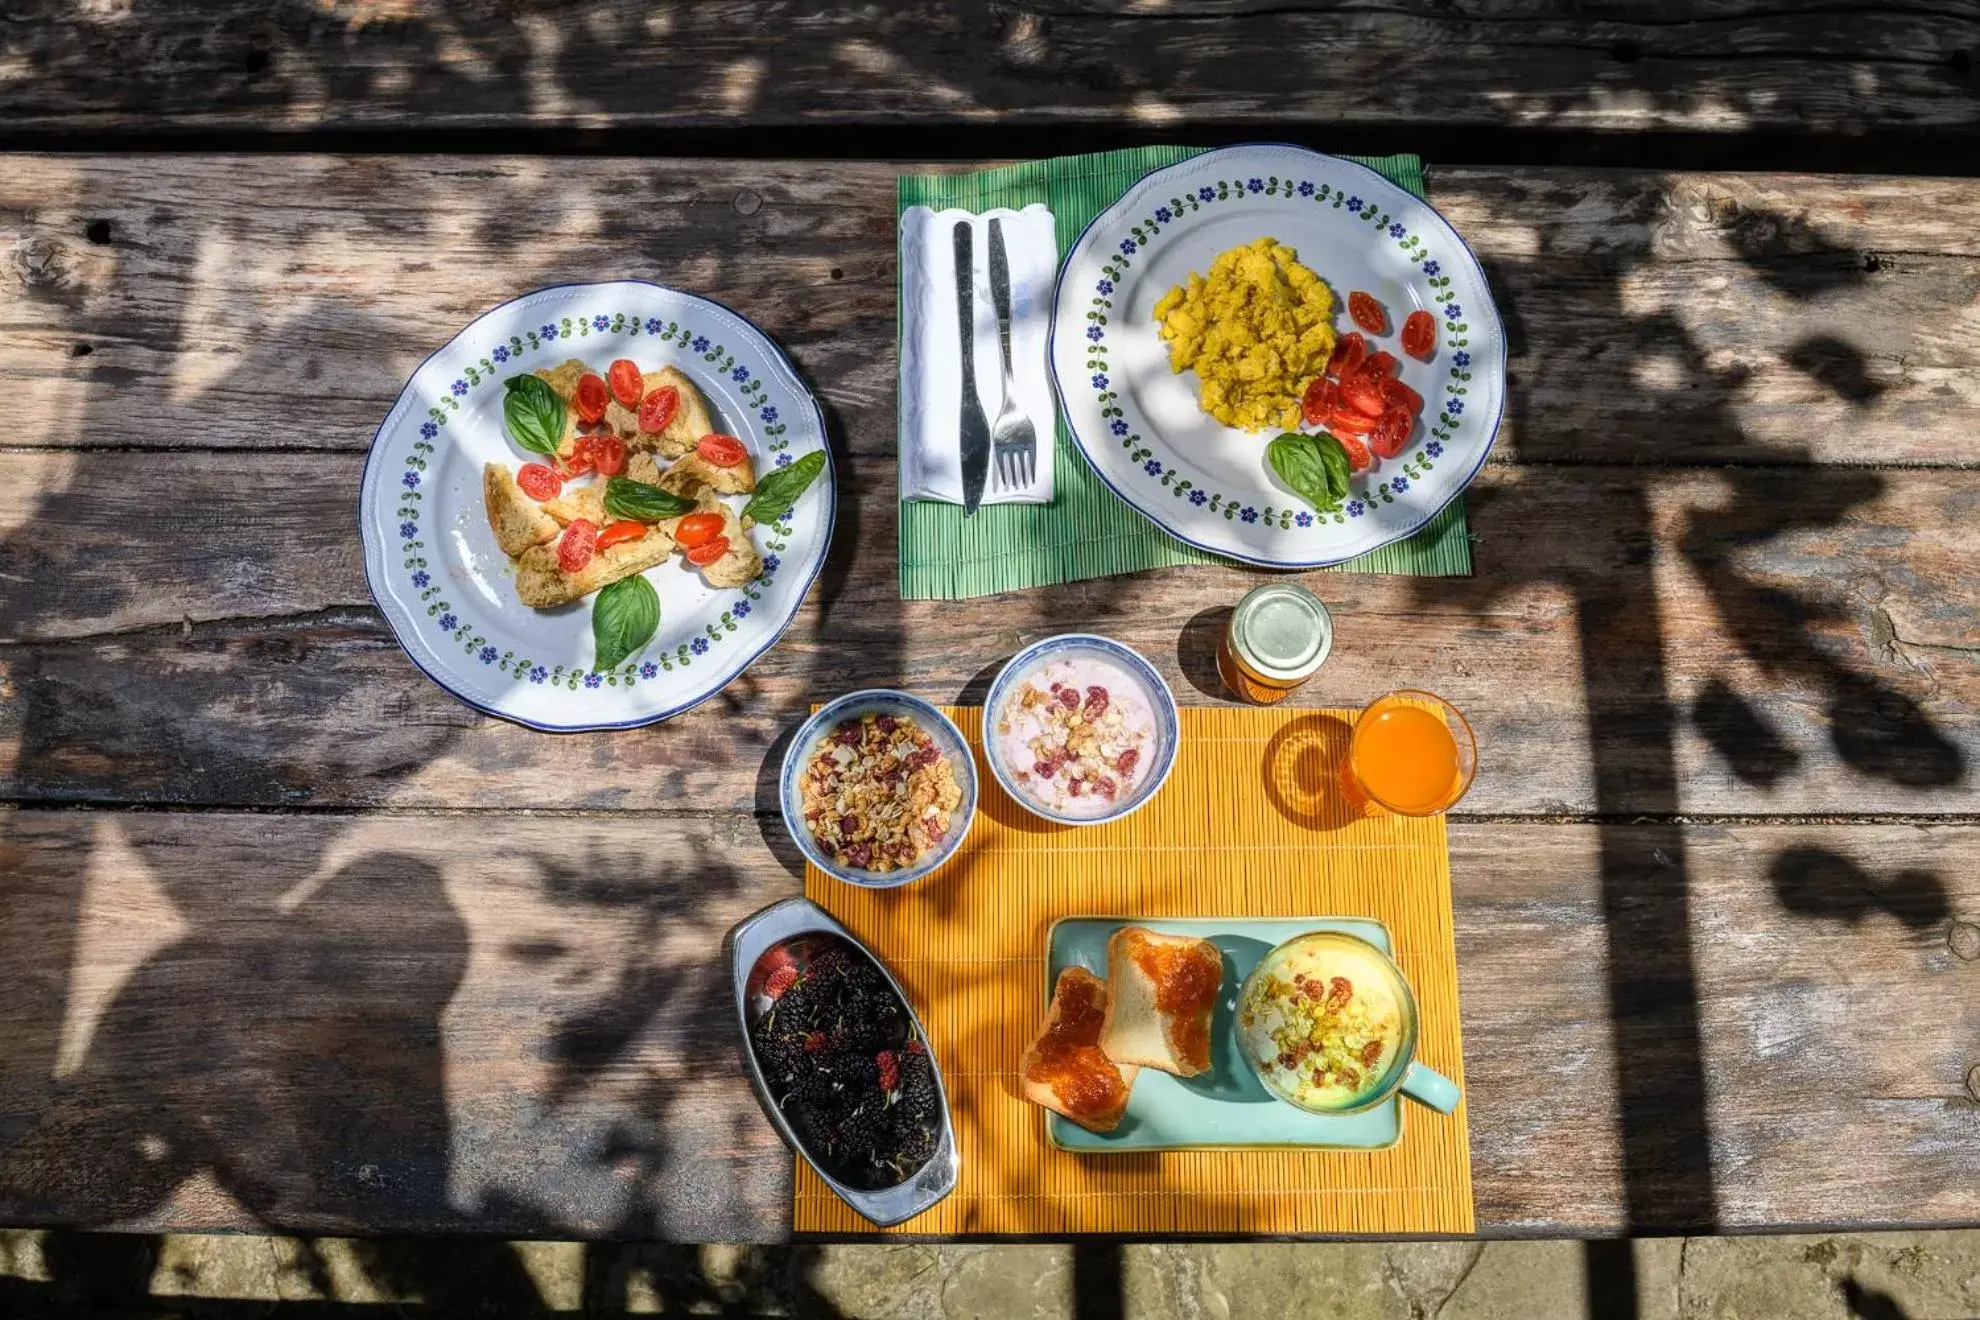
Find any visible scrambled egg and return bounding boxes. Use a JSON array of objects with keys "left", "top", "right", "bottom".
[{"left": 1151, "top": 237, "right": 1336, "bottom": 433}]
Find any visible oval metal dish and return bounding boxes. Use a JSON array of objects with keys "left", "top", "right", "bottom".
[{"left": 727, "top": 897, "right": 959, "bottom": 1227}]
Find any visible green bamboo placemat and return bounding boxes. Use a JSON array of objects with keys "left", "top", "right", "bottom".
[{"left": 898, "top": 147, "right": 1473, "bottom": 601}]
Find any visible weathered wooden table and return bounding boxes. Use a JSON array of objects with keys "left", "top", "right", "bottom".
[{"left": 1, "top": 3, "right": 1977, "bottom": 1244}]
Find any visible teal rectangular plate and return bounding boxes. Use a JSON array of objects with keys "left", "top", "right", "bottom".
[{"left": 1045, "top": 917, "right": 1402, "bottom": 1153}]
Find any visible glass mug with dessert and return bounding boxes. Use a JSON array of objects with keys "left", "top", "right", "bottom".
[{"left": 1236, "top": 931, "right": 1459, "bottom": 1115}]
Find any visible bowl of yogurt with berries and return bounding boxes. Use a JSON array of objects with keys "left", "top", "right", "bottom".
[{"left": 984, "top": 634, "right": 1179, "bottom": 825}]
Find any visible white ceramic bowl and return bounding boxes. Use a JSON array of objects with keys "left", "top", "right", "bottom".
[
  {"left": 779, "top": 690, "right": 977, "bottom": 888},
  {"left": 981, "top": 634, "right": 1180, "bottom": 826}
]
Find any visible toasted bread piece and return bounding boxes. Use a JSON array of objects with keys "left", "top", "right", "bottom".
[
  {"left": 603, "top": 398, "right": 641, "bottom": 442},
  {"left": 513, "top": 526, "right": 676, "bottom": 609},
  {"left": 1099, "top": 927, "right": 1223, "bottom": 1077},
  {"left": 657, "top": 449, "right": 757, "bottom": 497},
  {"left": 631, "top": 365, "right": 716, "bottom": 459},
  {"left": 1021, "top": 966, "right": 1138, "bottom": 1133},
  {"left": 533, "top": 358, "right": 588, "bottom": 402},
  {"left": 625, "top": 450, "right": 663, "bottom": 485},
  {"left": 540, "top": 482, "right": 607, "bottom": 528},
  {"left": 483, "top": 463, "right": 561, "bottom": 557}
]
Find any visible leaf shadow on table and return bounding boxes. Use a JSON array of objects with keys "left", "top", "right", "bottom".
[{"left": 1398, "top": 171, "right": 1971, "bottom": 1314}]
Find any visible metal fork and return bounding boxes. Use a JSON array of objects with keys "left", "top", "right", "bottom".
[{"left": 985, "top": 218, "right": 1038, "bottom": 491}]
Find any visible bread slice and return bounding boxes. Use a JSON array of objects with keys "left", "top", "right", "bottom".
[
  {"left": 1098, "top": 926, "right": 1223, "bottom": 1077},
  {"left": 512, "top": 525, "right": 676, "bottom": 608},
  {"left": 631, "top": 365, "right": 717, "bottom": 459},
  {"left": 1020, "top": 966, "right": 1138, "bottom": 1134},
  {"left": 483, "top": 463, "right": 561, "bottom": 557}
]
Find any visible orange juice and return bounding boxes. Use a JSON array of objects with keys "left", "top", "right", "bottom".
[{"left": 1353, "top": 703, "right": 1462, "bottom": 814}]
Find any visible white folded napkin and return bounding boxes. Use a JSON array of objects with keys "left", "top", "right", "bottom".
[{"left": 899, "top": 204, "right": 1058, "bottom": 505}]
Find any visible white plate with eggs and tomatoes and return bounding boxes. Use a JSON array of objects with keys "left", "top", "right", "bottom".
[{"left": 1049, "top": 145, "right": 1505, "bottom": 569}]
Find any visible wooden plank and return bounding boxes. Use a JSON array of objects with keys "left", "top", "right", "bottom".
[
  {"left": 1, "top": 2, "right": 1975, "bottom": 138},
  {"left": 1, "top": 810, "right": 1973, "bottom": 1238},
  {"left": 0, "top": 456, "right": 1973, "bottom": 817},
  {"left": 5, "top": 156, "right": 1980, "bottom": 465}
]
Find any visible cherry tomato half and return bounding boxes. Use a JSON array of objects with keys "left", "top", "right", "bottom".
[
  {"left": 1348, "top": 291, "right": 1387, "bottom": 336},
  {"left": 685, "top": 536, "right": 730, "bottom": 567},
  {"left": 1401, "top": 309, "right": 1437, "bottom": 360},
  {"left": 574, "top": 372, "right": 609, "bottom": 426},
  {"left": 1326, "top": 331, "right": 1367, "bottom": 379},
  {"left": 516, "top": 462, "right": 564, "bottom": 501},
  {"left": 639, "top": 385, "right": 681, "bottom": 434},
  {"left": 596, "top": 519, "right": 646, "bottom": 551},
  {"left": 588, "top": 435, "right": 627, "bottom": 477},
  {"left": 607, "top": 359, "right": 644, "bottom": 409},
  {"left": 696, "top": 433, "right": 747, "bottom": 468},
  {"left": 1370, "top": 406, "right": 1413, "bottom": 459},
  {"left": 1365, "top": 350, "right": 1399, "bottom": 380},
  {"left": 559, "top": 445, "right": 595, "bottom": 478},
  {"left": 1301, "top": 377, "right": 1335, "bottom": 427},
  {"left": 1337, "top": 431, "right": 1372, "bottom": 472},
  {"left": 1340, "top": 370, "right": 1389, "bottom": 420},
  {"left": 674, "top": 511, "right": 726, "bottom": 550},
  {"left": 1321, "top": 406, "right": 1376, "bottom": 437},
  {"left": 1382, "top": 378, "right": 1424, "bottom": 414},
  {"left": 557, "top": 518, "right": 600, "bottom": 574}
]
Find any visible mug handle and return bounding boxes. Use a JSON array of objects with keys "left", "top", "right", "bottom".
[{"left": 1399, "top": 1060, "right": 1462, "bottom": 1114}]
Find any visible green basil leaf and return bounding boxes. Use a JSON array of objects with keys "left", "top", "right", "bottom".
[
  {"left": 1267, "top": 432, "right": 1347, "bottom": 512},
  {"left": 1313, "top": 433, "right": 1351, "bottom": 504},
  {"left": 740, "top": 450, "right": 828, "bottom": 526},
  {"left": 604, "top": 476, "right": 697, "bottom": 522},
  {"left": 592, "top": 573, "right": 659, "bottom": 671},
  {"left": 503, "top": 374, "right": 567, "bottom": 457}
]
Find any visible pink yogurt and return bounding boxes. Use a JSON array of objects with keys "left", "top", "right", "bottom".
[{"left": 993, "top": 655, "right": 1158, "bottom": 819}]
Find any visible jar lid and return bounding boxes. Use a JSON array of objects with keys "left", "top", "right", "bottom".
[{"left": 1231, "top": 584, "right": 1333, "bottom": 682}]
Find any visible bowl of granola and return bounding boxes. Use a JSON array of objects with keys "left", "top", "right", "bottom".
[
  {"left": 780, "top": 690, "right": 977, "bottom": 888},
  {"left": 984, "top": 634, "right": 1180, "bottom": 826}
]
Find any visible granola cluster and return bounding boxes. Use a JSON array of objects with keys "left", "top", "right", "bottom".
[
  {"left": 801, "top": 712, "right": 962, "bottom": 872},
  {"left": 1003, "top": 679, "right": 1144, "bottom": 807}
]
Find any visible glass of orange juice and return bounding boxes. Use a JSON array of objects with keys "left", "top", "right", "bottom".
[{"left": 1349, "top": 690, "right": 1477, "bottom": 816}]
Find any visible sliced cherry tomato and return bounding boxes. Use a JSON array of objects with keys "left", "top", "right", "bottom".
[
  {"left": 1340, "top": 369, "right": 1389, "bottom": 419},
  {"left": 588, "top": 435, "right": 627, "bottom": 477},
  {"left": 1301, "top": 377, "right": 1333, "bottom": 427},
  {"left": 685, "top": 536, "right": 730, "bottom": 567},
  {"left": 1370, "top": 406, "right": 1413, "bottom": 459},
  {"left": 1401, "top": 309, "right": 1437, "bottom": 360},
  {"left": 557, "top": 518, "right": 599, "bottom": 574},
  {"left": 638, "top": 385, "right": 680, "bottom": 434},
  {"left": 1321, "top": 406, "right": 1376, "bottom": 436},
  {"left": 559, "top": 439, "right": 595, "bottom": 478},
  {"left": 696, "top": 433, "right": 747, "bottom": 468},
  {"left": 596, "top": 519, "right": 646, "bottom": 551},
  {"left": 1348, "top": 291, "right": 1387, "bottom": 336},
  {"left": 1326, "top": 331, "right": 1367, "bottom": 379},
  {"left": 1337, "top": 431, "right": 1373, "bottom": 472},
  {"left": 674, "top": 511, "right": 726, "bottom": 549},
  {"left": 573, "top": 372, "right": 609, "bottom": 426},
  {"left": 1382, "top": 378, "right": 1424, "bottom": 414},
  {"left": 1365, "top": 350, "right": 1399, "bottom": 380},
  {"left": 516, "top": 462, "right": 564, "bottom": 501},
  {"left": 607, "top": 359, "right": 644, "bottom": 409}
]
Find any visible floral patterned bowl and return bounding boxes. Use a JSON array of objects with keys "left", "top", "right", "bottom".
[
  {"left": 1049, "top": 144, "right": 1505, "bottom": 569},
  {"left": 779, "top": 691, "right": 979, "bottom": 889},
  {"left": 358, "top": 281, "right": 835, "bottom": 731}
]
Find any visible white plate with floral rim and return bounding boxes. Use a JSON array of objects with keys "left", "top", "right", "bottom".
[
  {"left": 1050, "top": 145, "right": 1504, "bottom": 568},
  {"left": 359, "top": 281, "right": 835, "bottom": 732}
]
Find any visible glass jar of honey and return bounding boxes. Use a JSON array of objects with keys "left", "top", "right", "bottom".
[{"left": 1216, "top": 584, "right": 1333, "bottom": 704}]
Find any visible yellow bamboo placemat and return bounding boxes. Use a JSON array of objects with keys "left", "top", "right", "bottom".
[{"left": 795, "top": 705, "right": 1472, "bottom": 1236}]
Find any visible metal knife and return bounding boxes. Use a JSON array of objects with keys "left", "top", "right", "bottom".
[{"left": 953, "top": 220, "right": 991, "bottom": 516}]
